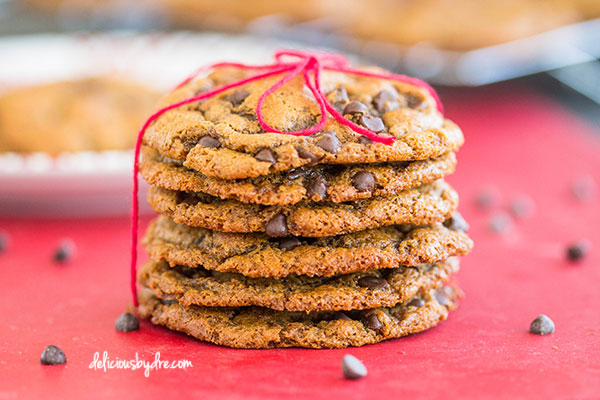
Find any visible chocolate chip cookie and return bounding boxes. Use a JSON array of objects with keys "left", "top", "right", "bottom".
[
  {"left": 143, "top": 215, "right": 472, "bottom": 278},
  {"left": 142, "top": 67, "right": 464, "bottom": 179},
  {"left": 140, "top": 146, "right": 457, "bottom": 205}
]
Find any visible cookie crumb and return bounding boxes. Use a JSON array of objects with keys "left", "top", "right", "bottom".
[
  {"left": 41, "top": 345, "right": 67, "bottom": 365},
  {"left": 341, "top": 354, "right": 367, "bottom": 380},
  {"left": 529, "top": 314, "right": 555, "bottom": 335},
  {"left": 53, "top": 240, "right": 75, "bottom": 263},
  {"left": 566, "top": 241, "right": 589, "bottom": 262},
  {"left": 115, "top": 312, "right": 140, "bottom": 332}
]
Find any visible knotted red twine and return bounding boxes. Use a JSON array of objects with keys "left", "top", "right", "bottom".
[{"left": 130, "top": 49, "right": 444, "bottom": 306}]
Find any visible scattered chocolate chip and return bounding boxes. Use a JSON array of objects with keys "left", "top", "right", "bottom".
[
  {"left": 0, "top": 231, "right": 8, "bottom": 253},
  {"left": 362, "top": 312, "right": 383, "bottom": 333},
  {"left": 529, "top": 314, "right": 555, "bottom": 335},
  {"left": 296, "top": 147, "right": 320, "bottom": 163},
  {"left": 230, "top": 89, "right": 250, "bottom": 106},
  {"left": 407, "top": 93, "right": 425, "bottom": 109},
  {"left": 342, "top": 354, "right": 367, "bottom": 380},
  {"left": 407, "top": 298, "right": 425, "bottom": 307},
  {"left": 315, "top": 131, "right": 341, "bottom": 154},
  {"left": 488, "top": 212, "right": 512, "bottom": 234},
  {"left": 53, "top": 240, "right": 75, "bottom": 263},
  {"left": 306, "top": 176, "right": 327, "bottom": 200},
  {"left": 115, "top": 312, "right": 140, "bottom": 332},
  {"left": 40, "top": 345, "right": 67, "bottom": 365},
  {"left": 197, "top": 136, "right": 221, "bottom": 149},
  {"left": 255, "top": 148, "right": 277, "bottom": 164},
  {"left": 359, "top": 116, "right": 385, "bottom": 132},
  {"left": 570, "top": 174, "right": 597, "bottom": 202},
  {"left": 566, "top": 240, "right": 589, "bottom": 262},
  {"left": 357, "top": 276, "right": 387, "bottom": 289},
  {"left": 328, "top": 87, "right": 349, "bottom": 105},
  {"left": 265, "top": 214, "right": 288, "bottom": 237},
  {"left": 351, "top": 171, "right": 375, "bottom": 192},
  {"left": 508, "top": 195, "right": 535, "bottom": 219},
  {"left": 476, "top": 186, "right": 499, "bottom": 209},
  {"left": 278, "top": 237, "right": 302, "bottom": 251},
  {"left": 358, "top": 136, "right": 373, "bottom": 145},
  {"left": 443, "top": 211, "right": 470, "bottom": 232},
  {"left": 343, "top": 101, "right": 368, "bottom": 115},
  {"left": 286, "top": 169, "right": 304, "bottom": 180},
  {"left": 333, "top": 312, "right": 353, "bottom": 321},
  {"left": 373, "top": 88, "right": 399, "bottom": 113}
]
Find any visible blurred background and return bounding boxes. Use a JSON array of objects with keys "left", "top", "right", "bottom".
[{"left": 0, "top": 0, "right": 599, "bottom": 216}]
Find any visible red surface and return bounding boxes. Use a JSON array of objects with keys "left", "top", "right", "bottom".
[{"left": 1, "top": 85, "right": 599, "bottom": 399}]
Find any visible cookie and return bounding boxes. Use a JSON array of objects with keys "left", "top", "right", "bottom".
[
  {"left": 142, "top": 67, "right": 464, "bottom": 179},
  {"left": 137, "top": 286, "right": 460, "bottom": 348},
  {"left": 140, "top": 146, "right": 457, "bottom": 205},
  {"left": 0, "top": 77, "right": 159, "bottom": 154},
  {"left": 146, "top": 180, "right": 459, "bottom": 237},
  {"left": 143, "top": 215, "right": 473, "bottom": 278},
  {"left": 138, "top": 257, "right": 458, "bottom": 312}
]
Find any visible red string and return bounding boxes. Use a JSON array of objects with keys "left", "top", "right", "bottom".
[{"left": 130, "top": 49, "right": 443, "bottom": 307}]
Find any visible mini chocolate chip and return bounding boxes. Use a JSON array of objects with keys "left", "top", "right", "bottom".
[
  {"left": 115, "top": 312, "right": 140, "bottom": 332},
  {"left": 488, "top": 212, "right": 512, "bottom": 234},
  {"left": 358, "top": 136, "right": 373, "bottom": 145},
  {"left": 315, "top": 132, "right": 341, "bottom": 154},
  {"left": 529, "top": 314, "right": 555, "bottom": 335},
  {"left": 197, "top": 136, "right": 221, "bottom": 149},
  {"left": 357, "top": 276, "right": 387, "bottom": 289},
  {"left": 342, "top": 354, "right": 367, "bottom": 380},
  {"left": 443, "top": 211, "right": 470, "bottom": 232},
  {"left": 343, "top": 101, "right": 368, "bottom": 115},
  {"left": 255, "top": 148, "right": 277, "bottom": 164},
  {"left": 333, "top": 312, "right": 353, "bottom": 321},
  {"left": 476, "top": 186, "right": 499, "bottom": 209},
  {"left": 352, "top": 171, "right": 375, "bottom": 192},
  {"left": 286, "top": 169, "right": 304, "bottom": 180},
  {"left": 53, "top": 240, "right": 75, "bottom": 263},
  {"left": 570, "top": 174, "right": 597, "bottom": 202},
  {"left": 307, "top": 176, "right": 327, "bottom": 200},
  {"left": 407, "top": 298, "right": 425, "bottom": 307},
  {"left": 407, "top": 93, "right": 425, "bottom": 109},
  {"left": 265, "top": 214, "right": 288, "bottom": 237},
  {"left": 373, "top": 88, "right": 399, "bottom": 113},
  {"left": 296, "top": 147, "right": 320, "bottom": 163},
  {"left": 566, "top": 240, "right": 589, "bottom": 262},
  {"left": 278, "top": 237, "right": 302, "bottom": 251},
  {"left": 41, "top": 345, "right": 67, "bottom": 365},
  {"left": 230, "top": 89, "right": 250, "bottom": 106},
  {"left": 359, "top": 116, "right": 385, "bottom": 132},
  {"left": 508, "top": 195, "right": 535, "bottom": 219},
  {"left": 362, "top": 313, "right": 383, "bottom": 333}
]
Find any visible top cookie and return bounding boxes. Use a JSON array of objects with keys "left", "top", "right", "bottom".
[{"left": 143, "top": 67, "right": 464, "bottom": 179}]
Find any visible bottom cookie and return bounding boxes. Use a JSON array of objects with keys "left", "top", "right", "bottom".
[{"left": 137, "top": 286, "right": 460, "bottom": 349}]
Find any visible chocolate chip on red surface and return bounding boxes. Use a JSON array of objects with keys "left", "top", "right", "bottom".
[
  {"left": 529, "top": 314, "right": 555, "bottom": 335},
  {"left": 443, "top": 211, "right": 470, "bottom": 232},
  {"left": 230, "top": 89, "right": 250, "bottom": 106},
  {"left": 566, "top": 240, "right": 589, "bottom": 262},
  {"left": 53, "top": 240, "right": 75, "bottom": 263},
  {"left": 508, "top": 195, "right": 535, "bottom": 219},
  {"left": 341, "top": 354, "right": 368, "bottom": 380},
  {"left": 278, "top": 237, "right": 302, "bottom": 251},
  {"left": 306, "top": 176, "right": 327, "bottom": 200},
  {"left": 254, "top": 149, "right": 277, "bottom": 164},
  {"left": 315, "top": 132, "right": 341, "bottom": 154},
  {"left": 373, "top": 88, "right": 399, "bottom": 113},
  {"left": 359, "top": 115, "right": 385, "bottom": 132},
  {"left": 296, "top": 147, "right": 320, "bottom": 163},
  {"left": 197, "top": 136, "right": 221, "bottom": 149},
  {"left": 40, "top": 345, "right": 67, "bottom": 365},
  {"left": 488, "top": 212, "right": 512, "bottom": 234},
  {"left": 351, "top": 171, "right": 375, "bottom": 192},
  {"left": 475, "top": 186, "right": 499, "bottom": 209},
  {"left": 407, "top": 298, "right": 425, "bottom": 307},
  {"left": 265, "top": 214, "right": 289, "bottom": 237},
  {"left": 115, "top": 312, "right": 140, "bottom": 332},
  {"left": 362, "top": 312, "right": 383, "bottom": 333},
  {"left": 357, "top": 276, "right": 387, "bottom": 289},
  {"left": 343, "top": 101, "right": 368, "bottom": 115},
  {"left": 570, "top": 174, "right": 597, "bottom": 202}
]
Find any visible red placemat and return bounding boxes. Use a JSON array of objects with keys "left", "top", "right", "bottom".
[{"left": 1, "top": 85, "right": 599, "bottom": 399}]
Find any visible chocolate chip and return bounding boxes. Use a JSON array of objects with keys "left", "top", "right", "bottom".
[
  {"left": 407, "top": 93, "right": 425, "bottom": 109},
  {"left": 407, "top": 298, "right": 425, "bottom": 307},
  {"left": 488, "top": 212, "right": 512, "bottom": 234},
  {"left": 286, "top": 169, "right": 304, "bottom": 180},
  {"left": 306, "top": 176, "right": 327, "bottom": 200},
  {"left": 341, "top": 354, "right": 367, "bottom": 380},
  {"left": 373, "top": 88, "right": 399, "bottom": 113},
  {"left": 182, "top": 137, "right": 200, "bottom": 151},
  {"left": 434, "top": 287, "right": 453, "bottom": 306},
  {"left": 333, "top": 312, "right": 353, "bottom": 321},
  {"left": 358, "top": 136, "right": 373, "bottom": 145},
  {"left": 362, "top": 312, "right": 383, "bottom": 333},
  {"left": 359, "top": 116, "right": 385, "bottom": 132},
  {"left": 351, "top": 171, "right": 375, "bottom": 192},
  {"left": 343, "top": 101, "right": 368, "bottom": 115},
  {"left": 230, "top": 89, "right": 249, "bottom": 106},
  {"left": 508, "top": 195, "right": 535, "bottom": 219},
  {"left": 265, "top": 214, "right": 288, "bottom": 237},
  {"left": 570, "top": 174, "right": 597, "bottom": 202},
  {"left": 296, "top": 147, "right": 320, "bottom": 163},
  {"left": 53, "top": 240, "right": 75, "bottom": 263},
  {"left": 328, "top": 87, "right": 349, "bottom": 105},
  {"left": 315, "top": 132, "right": 341, "bottom": 154},
  {"left": 41, "top": 345, "right": 67, "bottom": 365},
  {"left": 255, "top": 148, "right": 277, "bottom": 164},
  {"left": 278, "top": 237, "right": 302, "bottom": 251},
  {"left": 443, "top": 211, "right": 470, "bottom": 232},
  {"left": 357, "top": 276, "right": 387, "bottom": 289},
  {"left": 197, "top": 136, "right": 221, "bottom": 149},
  {"left": 529, "top": 314, "right": 555, "bottom": 335},
  {"left": 115, "top": 312, "right": 140, "bottom": 332},
  {"left": 566, "top": 240, "right": 589, "bottom": 262},
  {"left": 476, "top": 186, "right": 499, "bottom": 209}
]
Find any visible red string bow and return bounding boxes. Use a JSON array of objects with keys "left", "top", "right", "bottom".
[{"left": 130, "top": 49, "right": 444, "bottom": 306}]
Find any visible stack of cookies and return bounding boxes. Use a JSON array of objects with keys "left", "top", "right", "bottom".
[{"left": 136, "top": 65, "right": 473, "bottom": 348}]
